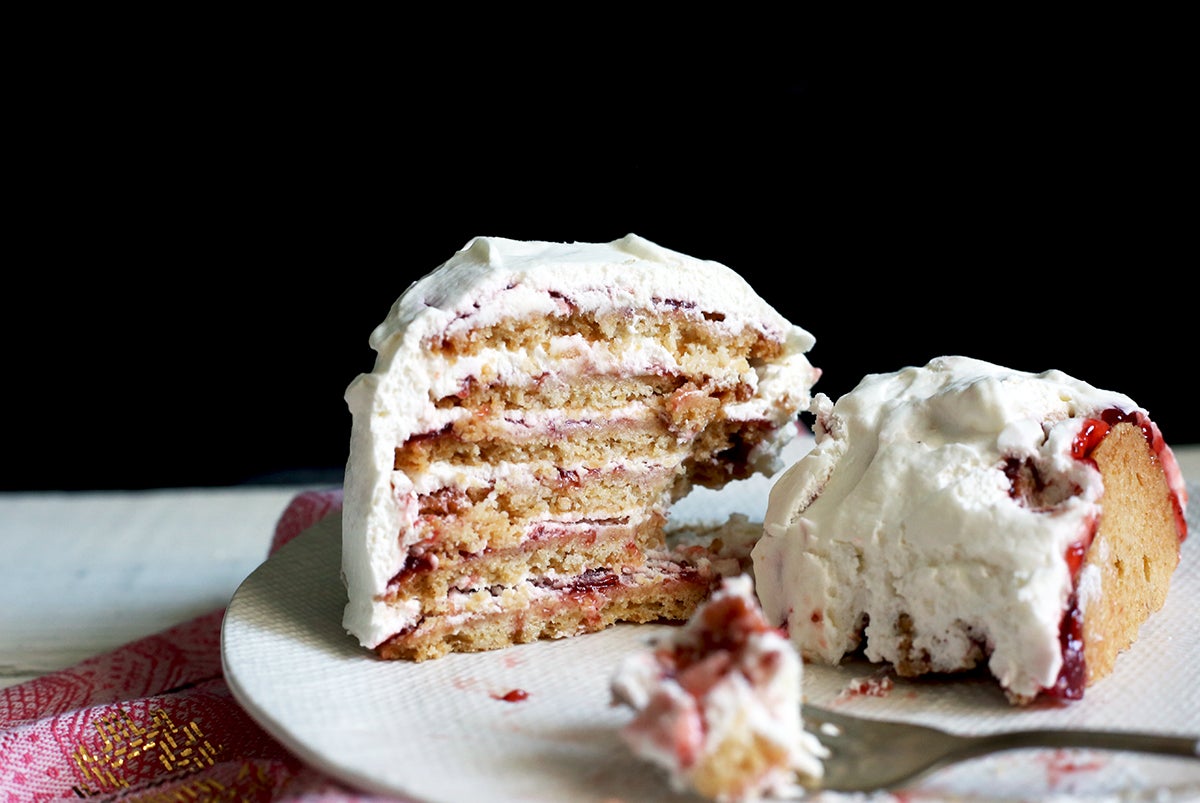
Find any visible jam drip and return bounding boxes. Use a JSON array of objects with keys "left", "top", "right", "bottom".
[
  {"left": 1048, "top": 592, "right": 1087, "bottom": 700},
  {"left": 534, "top": 568, "right": 620, "bottom": 593},
  {"left": 1044, "top": 532, "right": 1092, "bottom": 700}
]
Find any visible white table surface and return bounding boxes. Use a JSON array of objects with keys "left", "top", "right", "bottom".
[{"left": 3, "top": 448, "right": 1199, "bottom": 692}]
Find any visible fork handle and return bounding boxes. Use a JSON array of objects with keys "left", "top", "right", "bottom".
[{"left": 974, "top": 729, "right": 1199, "bottom": 760}]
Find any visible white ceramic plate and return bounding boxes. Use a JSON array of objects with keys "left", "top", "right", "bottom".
[{"left": 222, "top": 471, "right": 1200, "bottom": 803}]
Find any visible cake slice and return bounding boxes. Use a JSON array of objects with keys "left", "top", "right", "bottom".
[
  {"left": 612, "top": 574, "right": 826, "bottom": 801},
  {"left": 342, "top": 234, "right": 819, "bottom": 660},
  {"left": 752, "top": 355, "right": 1188, "bottom": 704}
]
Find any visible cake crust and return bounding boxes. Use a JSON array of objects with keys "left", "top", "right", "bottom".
[{"left": 1081, "top": 420, "right": 1184, "bottom": 685}]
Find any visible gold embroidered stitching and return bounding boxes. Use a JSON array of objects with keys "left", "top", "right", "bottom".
[{"left": 70, "top": 708, "right": 224, "bottom": 797}]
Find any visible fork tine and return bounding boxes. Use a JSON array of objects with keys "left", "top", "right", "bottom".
[
  {"left": 799, "top": 703, "right": 1200, "bottom": 793},
  {"left": 800, "top": 704, "right": 975, "bottom": 791}
]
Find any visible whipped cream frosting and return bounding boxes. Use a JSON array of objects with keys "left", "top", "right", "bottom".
[
  {"left": 342, "top": 234, "right": 819, "bottom": 649},
  {"left": 612, "top": 574, "right": 825, "bottom": 799},
  {"left": 752, "top": 355, "right": 1188, "bottom": 702}
]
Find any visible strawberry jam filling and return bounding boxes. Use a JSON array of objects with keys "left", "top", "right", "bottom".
[{"left": 1049, "top": 592, "right": 1087, "bottom": 699}]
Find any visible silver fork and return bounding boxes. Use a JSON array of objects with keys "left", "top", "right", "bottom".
[{"left": 801, "top": 704, "right": 1200, "bottom": 792}]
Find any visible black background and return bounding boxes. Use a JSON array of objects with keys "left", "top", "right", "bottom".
[{"left": 6, "top": 44, "right": 1193, "bottom": 491}]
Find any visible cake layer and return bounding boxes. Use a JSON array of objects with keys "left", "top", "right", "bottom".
[
  {"left": 399, "top": 415, "right": 779, "bottom": 491},
  {"left": 383, "top": 513, "right": 666, "bottom": 607},
  {"left": 430, "top": 306, "right": 784, "bottom": 370},
  {"left": 404, "top": 460, "right": 678, "bottom": 548},
  {"left": 395, "top": 406, "right": 686, "bottom": 477},
  {"left": 395, "top": 322, "right": 794, "bottom": 497},
  {"left": 377, "top": 555, "right": 722, "bottom": 662},
  {"left": 389, "top": 304, "right": 795, "bottom": 451}
]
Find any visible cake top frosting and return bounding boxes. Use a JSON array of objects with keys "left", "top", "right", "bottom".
[
  {"left": 752, "top": 355, "right": 1188, "bottom": 702},
  {"left": 351, "top": 233, "right": 818, "bottom": 451},
  {"left": 367, "top": 233, "right": 813, "bottom": 356},
  {"left": 760, "top": 355, "right": 1185, "bottom": 540}
]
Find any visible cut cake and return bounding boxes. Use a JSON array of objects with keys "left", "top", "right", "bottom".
[{"left": 342, "top": 234, "right": 819, "bottom": 661}]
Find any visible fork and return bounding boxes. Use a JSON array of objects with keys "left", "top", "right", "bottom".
[{"left": 801, "top": 704, "right": 1200, "bottom": 792}]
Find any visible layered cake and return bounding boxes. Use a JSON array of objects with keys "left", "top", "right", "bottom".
[
  {"left": 612, "top": 574, "right": 826, "bottom": 801},
  {"left": 342, "top": 234, "right": 819, "bottom": 660},
  {"left": 752, "top": 356, "right": 1189, "bottom": 704}
]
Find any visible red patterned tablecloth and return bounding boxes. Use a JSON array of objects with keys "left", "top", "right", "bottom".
[{"left": 0, "top": 490, "right": 401, "bottom": 802}]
